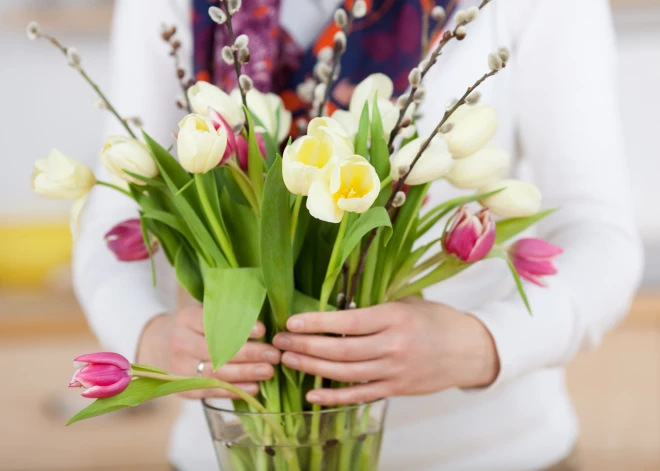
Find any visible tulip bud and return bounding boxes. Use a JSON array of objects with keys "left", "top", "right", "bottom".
[
  {"left": 446, "top": 145, "right": 511, "bottom": 189},
  {"left": 234, "top": 133, "right": 266, "bottom": 171},
  {"left": 443, "top": 206, "right": 496, "bottom": 263},
  {"left": 231, "top": 88, "right": 292, "bottom": 144},
  {"left": 104, "top": 218, "right": 158, "bottom": 262},
  {"left": 390, "top": 135, "right": 453, "bottom": 185},
  {"left": 334, "top": 8, "right": 348, "bottom": 27},
  {"left": 177, "top": 114, "right": 229, "bottom": 173},
  {"left": 31, "top": 150, "right": 96, "bottom": 199},
  {"left": 208, "top": 6, "right": 227, "bottom": 24},
  {"left": 479, "top": 179, "right": 542, "bottom": 217},
  {"left": 444, "top": 104, "right": 498, "bottom": 158},
  {"left": 187, "top": 81, "right": 245, "bottom": 131},
  {"left": 101, "top": 136, "right": 159, "bottom": 186},
  {"left": 509, "top": 238, "right": 563, "bottom": 287},
  {"left": 69, "top": 352, "right": 132, "bottom": 399},
  {"left": 26, "top": 21, "right": 40, "bottom": 40}
]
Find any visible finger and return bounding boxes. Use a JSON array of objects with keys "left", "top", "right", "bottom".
[
  {"left": 281, "top": 352, "right": 387, "bottom": 383},
  {"left": 169, "top": 329, "right": 210, "bottom": 361},
  {"left": 306, "top": 381, "right": 392, "bottom": 406},
  {"left": 286, "top": 307, "right": 392, "bottom": 335},
  {"left": 273, "top": 333, "right": 385, "bottom": 362},
  {"left": 249, "top": 321, "right": 267, "bottom": 339},
  {"left": 181, "top": 305, "right": 204, "bottom": 334},
  {"left": 179, "top": 383, "right": 259, "bottom": 400},
  {"left": 231, "top": 342, "right": 281, "bottom": 364},
  {"left": 211, "top": 362, "right": 275, "bottom": 383}
]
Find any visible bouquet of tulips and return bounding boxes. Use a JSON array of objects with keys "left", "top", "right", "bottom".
[{"left": 29, "top": 1, "right": 562, "bottom": 469}]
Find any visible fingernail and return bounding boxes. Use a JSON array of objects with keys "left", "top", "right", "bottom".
[
  {"left": 274, "top": 334, "right": 291, "bottom": 348},
  {"left": 307, "top": 392, "right": 321, "bottom": 403},
  {"left": 288, "top": 319, "right": 303, "bottom": 331},
  {"left": 255, "top": 366, "right": 270, "bottom": 377},
  {"left": 262, "top": 350, "right": 278, "bottom": 362},
  {"left": 251, "top": 324, "right": 261, "bottom": 334},
  {"left": 283, "top": 354, "right": 299, "bottom": 368}
]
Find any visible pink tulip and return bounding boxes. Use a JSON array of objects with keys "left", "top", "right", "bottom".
[
  {"left": 209, "top": 107, "right": 266, "bottom": 171},
  {"left": 509, "top": 238, "right": 563, "bottom": 287},
  {"left": 69, "top": 352, "right": 132, "bottom": 399},
  {"left": 443, "top": 206, "right": 496, "bottom": 263},
  {"left": 104, "top": 219, "right": 158, "bottom": 262}
]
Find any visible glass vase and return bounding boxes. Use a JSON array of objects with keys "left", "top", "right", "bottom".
[{"left": 203, "top": 398, "right": 388, "bottom": 471}]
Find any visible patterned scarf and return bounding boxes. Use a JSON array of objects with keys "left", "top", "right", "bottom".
[{"left": 193, "top": 0, "right": 454, "bottom": 117}]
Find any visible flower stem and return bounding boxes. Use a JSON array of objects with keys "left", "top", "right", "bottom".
[
  {"left": 227, "top": 160, "right": 261, "bottom": 214},
  {"left": 290, "top": 194, "right": 303, "bottom": 243},
  {"left": 96, "top": 181, "right": 133, "bottom": 199},
  {"left": 195, "top": 173, "right": 239, "bottom": 268}
]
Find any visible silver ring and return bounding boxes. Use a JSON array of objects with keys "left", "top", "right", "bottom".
[{"left": 196, "top": 360, "right": 205, "bottom": 376}]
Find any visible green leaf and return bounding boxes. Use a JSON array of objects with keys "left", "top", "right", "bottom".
[
  {"left": 142, "top": 132, "right": 193, "bottom": 192},
  {"left": 202, "top": 267, "right": 267, "bottom": 370},
  {"left": 495, "top": 209, "right": 557, "bottom": 244},
  {"left": 370, "top": 95, "right": 390, "bottom": 180},
  {"left": 175, "top": 178, "right": 195, "bottom": 196},
  {"left": 355, "top": 102, "right": 370, "bottom": 158},
  {"left": 220, "top": 190, "right": 261, "bottom": 267},
  {"left": 260, "top": 158, "right": 294, "bottom": 330},
  {"left": 250, "top": 110, "right": 279, "bottom": 169},
  {"left": 175, "top": 244, "right": 204, "bottom": 302},
  {"left": 389, "top": 257, "right": 468, "bottom": 300},
  {"left": 123, "top": 170, "right": 166, "bottom": 189},
  {"left": 216, "top": 166, "right": 249, "bottom": 207},
  {"left": 139, "top": 216, "right": 156, "bottom": 286},
  {"left": 489, "top": 248, "right": 532, "bottom": 315},
  {"left": 67, "top": 377, "right": 220, "bottom": 425},
  {"left": 416, "top": 189, "right": 504, "bottom": 239},
  {"left": 130, "top": 364, "right": 169, "bottom": 375},
  {"left": 292, "top": 200, "right": 311, "bottom": 264},
  {"left": 142, "top": 209, "right": 185, "bottom": 233},
  {"left": 292, "top": 290, "right": 336, "bottom": 314},
  {"left": 245, "top": 110, "right": 265, "bottom": 200}
]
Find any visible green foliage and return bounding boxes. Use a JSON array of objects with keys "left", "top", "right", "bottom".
[
  {"left": 175, "top": 244, "right": 204, "bottom": 302},
  {"left": 245, "top": 110, "right": 265, "bottom": 200},
  {"left": 495, "top": 209, "right": 557, "bottom": 244},
  {"left": 369, "top": 96, "right": 390, "bottom": 180},
  {"left": 355, "top": 102, "right": 370, "bottom": 158}
]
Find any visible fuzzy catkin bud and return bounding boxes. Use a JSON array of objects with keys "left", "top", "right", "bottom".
[
  {"left": 488, "top": 52, "right": 503, "bottom": 71},
  {"left": 314, "top": 83, "right": 327, "bottom": 101},
  {"left": 227, "top": 0, "right": 242, "bottom": 15},
  {"left": 161, "top": 25, "right": 176, "bottom": 41},
  {"left": 315, "top": 62, "right": 332, "bottom": 81},
  {"left": 419, "top": 59, "right": 430, "bottom": 71},
  {"left": 317, "top": 47, "right": 334, "bottom": 64},
  {"left": 239, "top": 74, "right": 253, "bottom": 92},
  {"left": 353, "top": 0, "right": 367, "bottom": 19},
  {"left": 296, "top": 79, "right": 315, "bottom": 103},
  {"left": 334, "top": 8, "right": 348, "bottom": 27},
  {"left": 397, "top": 164, "right": 410, "bottom": 179},
  {"left": 401, "top": 117, "right": 412, "bottom": 128},
  {"left": 234, "top": 34, "right": 249, "bottom": 49},
  {"left": 347, "top": 301, "right": 357, "bottom": 309},
  {"left": 66, "top": 47, "right": 81, "bottom": 68},
  {"left": 26, "top": 21, "right": 40, "bottom": 40},
  {"left": 454, "top": 10, "right": 467, "bottom": 25},
  {"left": 466, "top": 91, "right": 481, "bottom": 105},
  {"left": 455, "top": 26, "right": 467, "bottom": 40},
  {"left": 208, "top": 6, "right": 227, "bottom": 24},
  {"left": 237, "top": 47, "right": 250, "bottom": 64},
  {"left": 431, "top": 6, "right": 446, "bottom": 23},
  {"left": 337, "top": 293, "right": 346, "bottom": 307},
  {"left": 221, "top": 46, "right": 235, "bottom": 65},
  {"left": 413, "top": 88, "right": 426, "bottom": 103},
  {"left": 334, "top": 31, "right": 347, "bottom": 54},
  {"left": 439, "top": 122, "right": 454, "bottom": 134},
  {"left": 445, "top": 98, "right": 458, "bottom": 111},
  {"left": 397, "top": 94, "right": 410, "bottom": 109},
  {"left": 93, "top": 98, "right": 107, "bottom": 109},
  {"left": 408, "top": 68, "right": 422, "bottom": 87},
  {"left": 498, "top": 45, "right": 511, "bottom": 63},
  {"left": 177, "top": 68, "right": 185, "bottom": 79},
  {"left": 466, "top": 6, "right": 479, "bottom": 23},
  {"left": 393, "top": 191, "right": 407, "bottom": 208}
]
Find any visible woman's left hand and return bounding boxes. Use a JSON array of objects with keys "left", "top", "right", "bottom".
[{"left": 273, "top": 297, "right": 500, "bottom": 406}]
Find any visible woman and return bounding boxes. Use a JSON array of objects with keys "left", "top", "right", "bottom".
[{"left": 73, "top": 0, "right": 643, "bottom": 469}]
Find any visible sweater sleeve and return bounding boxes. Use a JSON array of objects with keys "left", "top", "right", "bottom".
[
  {"left": 469, "top": 0, "right": 644, "bottom": 387},
  {"left": 72, "top": 0, "right": 191, "bottom": 361}
]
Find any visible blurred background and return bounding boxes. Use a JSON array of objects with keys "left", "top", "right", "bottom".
[{"left": 1, "top": 0, "right": 659, "bottom": 470}]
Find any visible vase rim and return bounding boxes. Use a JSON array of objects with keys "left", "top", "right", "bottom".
[{"left": 201, "top": 398, "right": 387, "bottom": 416}]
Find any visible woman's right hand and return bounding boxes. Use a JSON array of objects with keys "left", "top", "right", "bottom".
[{"left": 136, "top": 305, "right": 281, "bottom": 399}]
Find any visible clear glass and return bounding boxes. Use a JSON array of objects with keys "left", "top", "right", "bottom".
[{"left": 203, "top": 399, "right": 388, "bottom": 471}]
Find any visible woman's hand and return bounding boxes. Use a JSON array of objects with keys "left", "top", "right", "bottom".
[
  {"left": 273, "top": 297, "right": 500, "bottom": 406},
  {"left": 137, "top": 305, "right": 281, "bottom": 399}
]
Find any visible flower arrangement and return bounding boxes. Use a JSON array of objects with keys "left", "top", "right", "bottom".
[{"left": 29, "top": 1, "right": 562, "bottom": 469}]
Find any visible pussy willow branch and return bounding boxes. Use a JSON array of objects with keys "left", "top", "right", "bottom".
[
  {"left": 169, "top": 39, "right": 192, "bottom": 112},
  {"left": 316, "top": 13, "right": 355, "bottom": 117},
  {"left": 38, "top": 34, "right": 137, "bottom": 139},
  {"left": 387, "top": 0, "right": 493, "bottom": 150},
  {"left": 345, "top": 67, "right": 501, "bottom": 307},
  {"left": 220, "top": 0, "right": 249, "bottom": 125},
  {"left": 420, "top": 9, "right": 430, "bottom": 61}
]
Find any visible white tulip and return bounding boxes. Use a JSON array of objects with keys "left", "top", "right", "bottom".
[
  {"left": 100, "top": 136, "right": 158, "bottom": 186},
  {"left": 177, "top": 114, "right": 229, "bottom": 174},
  {"left": 446, "top": 144, "right": 511, "bottom": 189},
  {"left": 444, "top": 104, "right": 498, "bottom": 159},
  {"left": 349, "top": 73, "right": 394, "bottom": 117},
  {"left": 187, "top": 81, "right": 244, "bottom": 131},
  {"left": 231, "top": 88, "right": 292, "bottom": 143},
  {"left": 331, "top": 109, "right": 360, "bottom": 140},
  {"left": 479, "top": 179, "right": 542, "bottom": 217},
  {"left": 389, "top": 135, "right": 453, "bottom": 185},
  {"left": 31, "top": 149, "right": 96, "bottom": 199},
  {"left": 70, "top": 194, "right": 88, "bottom": 240},
  {"left": 307, "top": 155, "right": 380, "bottom": 223},
  {"left": 282, "top": 118, "right": 354, "bottom": 196}
]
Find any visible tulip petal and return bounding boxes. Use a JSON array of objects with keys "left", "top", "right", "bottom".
[
  {"left": 81, "top": 375, "right": 132, "bottom": 399},
  {"left": 446, "top": 145, "right": 511, "bottom": 189},
  {"left": 479, "top": 179, "right": 542, "bottom": 218},
  {"left": 512, "top": 238, "right": 564, "bottom": 261},
  {"left": 390, "top": 135, "right": 453, "bottom": 185},
  {"left": 466, "top": 222, "right": 496, "bottom": 263},
  {"left": 512, "top": 257, "right": 558, "bottom": 276},
  {"left": 445, "top": 105, "right": 498, "bottom": 159},
  {"left": 73, "top": 352, "right": 130, "bottom": 370},
  {"left": 307, "top": 179, "right": 344, "bottom": 223},
  {"left": 349, "top": 73, "right": 393, "bottom": 116},
  {"left": 331, "top": 110, "right": 359, "bottom": 140}
]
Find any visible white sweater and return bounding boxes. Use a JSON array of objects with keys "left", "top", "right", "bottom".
[{"left": 73, "top": 0, "right": 644, "bottom": 470}]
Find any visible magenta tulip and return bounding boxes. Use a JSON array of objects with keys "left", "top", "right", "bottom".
[
  {"left": 443, "top": 206, "right": 496, "bottom": 263},
  {"left": 509, "top": 238, "right": 563, "bottom": 287},
  {"left": 104, "top": 219, "right": 158, "bottom": 262},
  {"left": 208, "top": 107, "right": 266, "bottom": 170},
  {"left": 69, "top": 352, "right": 132, "bottom": 399}
]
